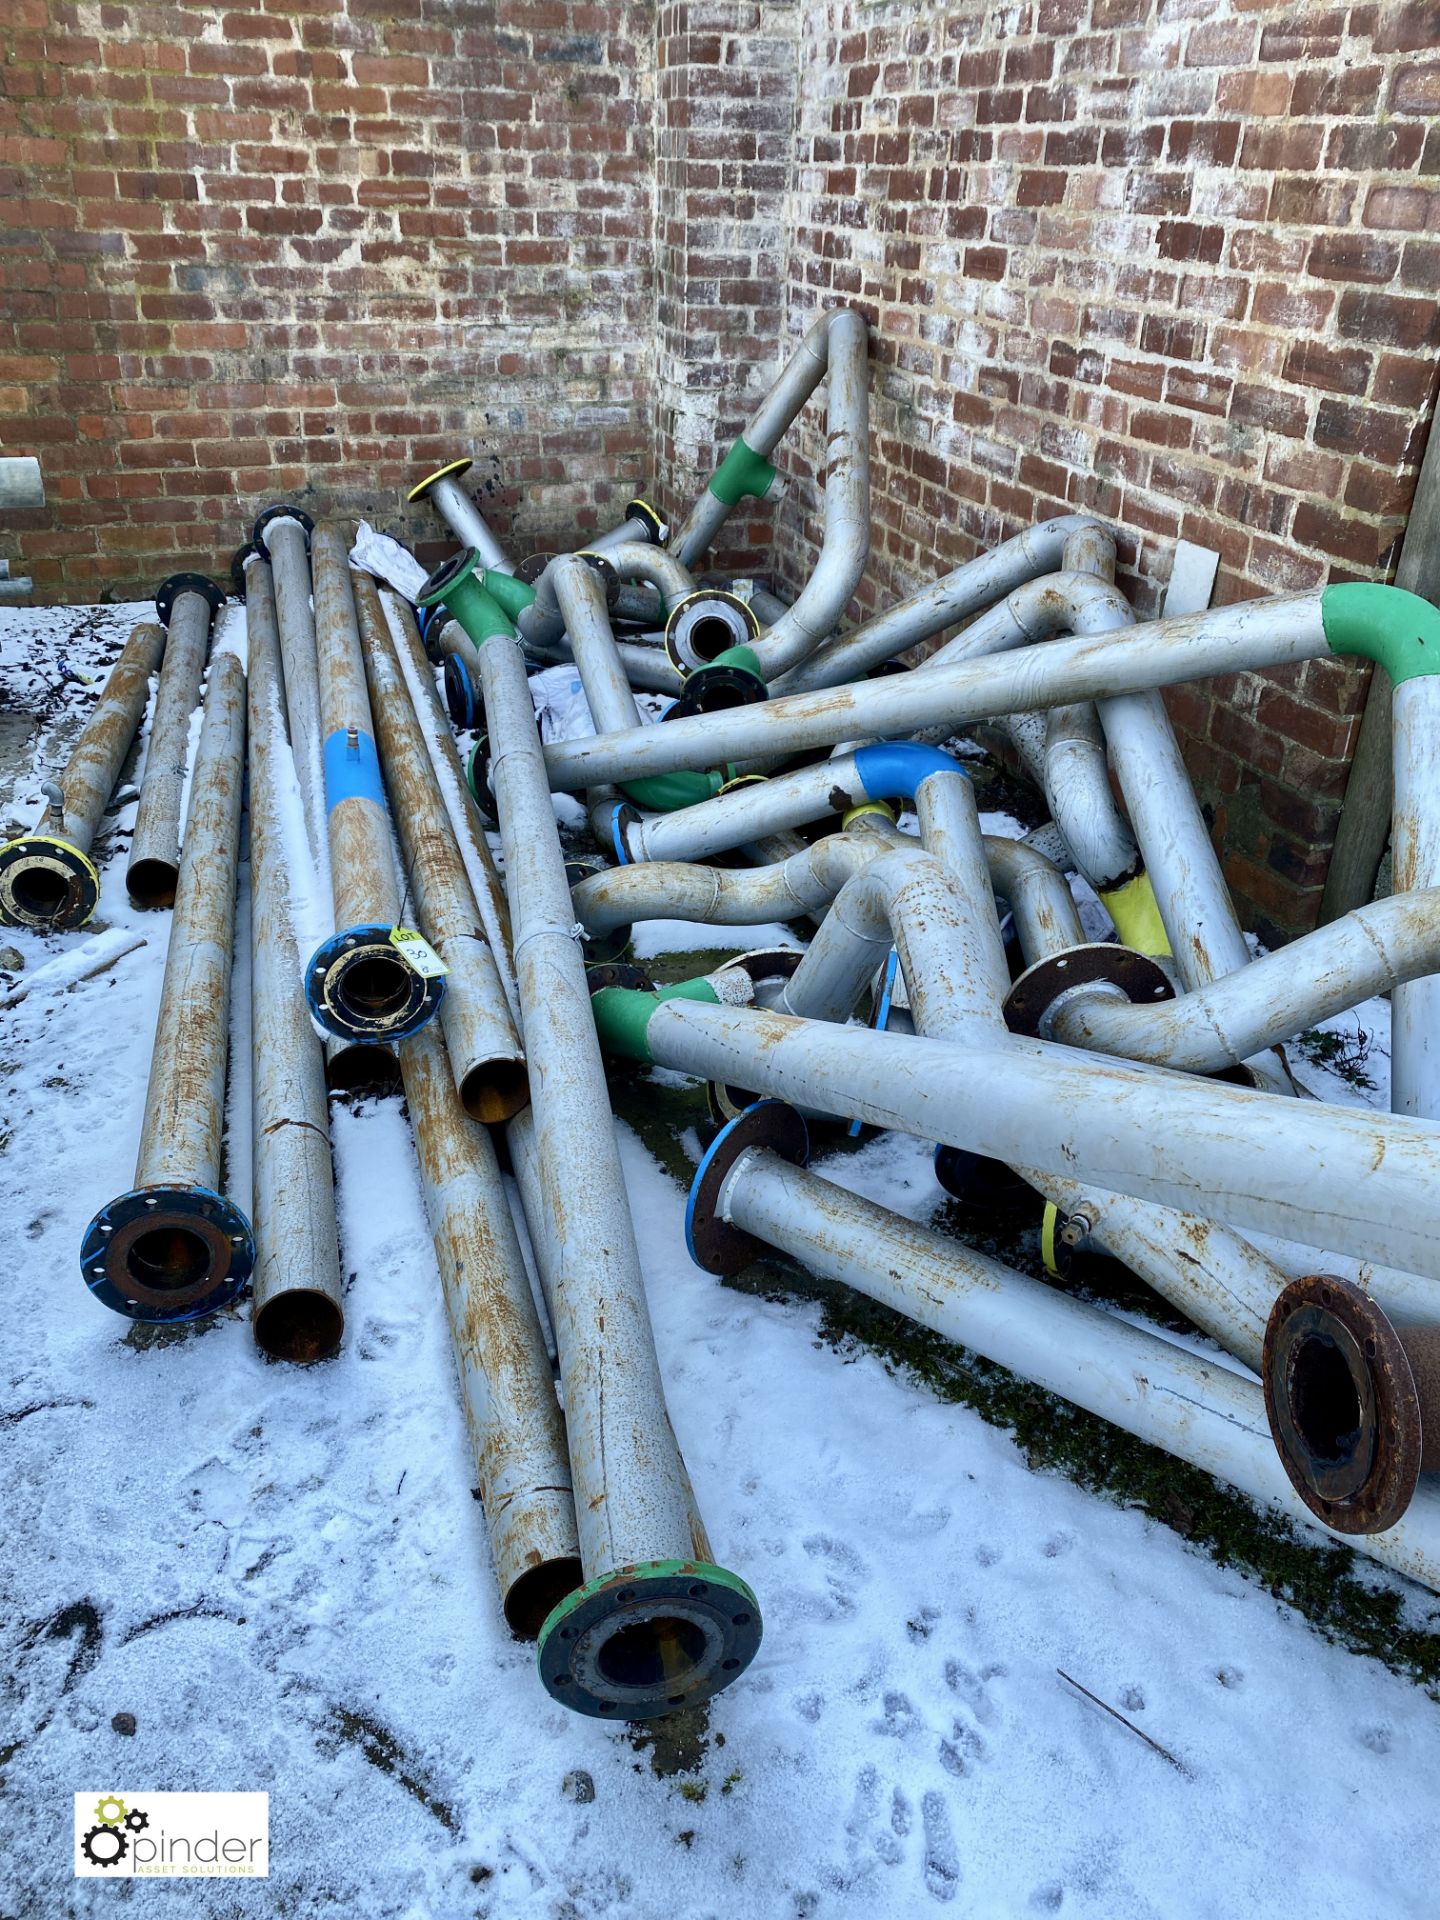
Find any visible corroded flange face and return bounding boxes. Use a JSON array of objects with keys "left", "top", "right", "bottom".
[
  {"left": 665, "top": 590, "right": 761, "bottom": 674},
  {"left": 1003, "top": 942, "right": 1174, "bottom": 1040},
  {"left": 305, "top": 922, "right": 446, "bottom": 1043},
  {"left": 1263, "top": 1274, "right": 1423, "bottom": 1535},
  {"left": 155, "top": 571, "right": 225, "bottom": 625},
  {"left": 536, "top": 1558, "right": 763, "bottom": 1720},
  {"left": 406, "top": 456, "right": 473, "bottom": 503},
  {"left": 686, "top": 1100, "right": 810, "bottom": 1275},
  {"left": 80, "top": 1184, "right": 253, "bottom": 1322},
  {"left": 251, "top": 503, "right": 314, "bottom": 558},
  {"left": 704, "top": 949, "right": 804, "bottom": 1122},
  {"left": 566, "top": 859, "right": 630, "bottom": 966},
  {"left": 572, "top": 549, "right": 621, "bottom": 607},
  {"left": 669, "top": 661, "right": 767, "bottom": 720},
  {"left": 623, "top": 498, "right": 668, "bottom": 545},
  {"left": 0, "top": 835, "right": 99, "bottom": 931},
  {"left": 584, "top": 961, "right": 654, "bottom": 996}
]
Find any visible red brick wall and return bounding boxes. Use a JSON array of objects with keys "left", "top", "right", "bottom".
[
  {"left": 4, "top": 0, "right": 1438, "bottom": 938},
  {"left": 768, "top": 0, "right": 1440, "bottom": 942},
  {"left": 0, "top": 0, "right": 655, "bottom": 597}
]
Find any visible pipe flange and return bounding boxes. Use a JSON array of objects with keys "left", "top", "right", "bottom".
[
  {"left": 230, "top": 541, "right": 261, "bottom": 597},
  {"left": 933, "top": 1144, "right": 1031, "bottom": 1210},
  {"left": 406, "top": 456, "right": 473, "bottom": 503},
  {"left": 324, "top": 1037, "right": 402, "bottom": 1099},
  {"left": 1263, "top": 1274, "right": 1423, "bottom": 1535},
  {"left": 155, "top": 572, "right": 225, "bottom": 625},
  {"left": 305, "top": 922, "right": 447, "bottom": 1042},
  {"left": 515, "top": 553, "right": 554, "bottom": 586},
  {"left": 443, "top": 647, "right": 482, "bottom": 728},
  {"left": 717, "top": 773, "right": 769, "bottom": 798},
  {"left": 572, "top": 550, "right": 622, "bottom": 608},
  {"left": 703, "top": 950, "right": 805, "bottom": 1123},
  {"left": 687, "top": 1100, "right": 810, "bottom": 1275},
  {"left": 465, "top": 736, "right": 497, "bottom": 827},
  {"left": 80, "top": 1183, "right": 254, "bottom": 1322},
  {"left": 1003, "top": 942, "right": 1174, "bottom": 1040},
  {"left": 415, "top": 602, "right": 441, "bottom": 659},
  {"left": 0, "top": 834, "right": 100, "bottom": 932},
  {"left": 585, "top": 962, "right": 655, "bottom": 995},
  {"left": 419, "top": 547, "right": 475, "bottom": 604},
  {"left": 668, "top": 661, "right": 767, "bottom": 720},
  {"left": 867, "top": 658, "right": 914, "bottom": 679},
  {"left": 567, "top": 860, "right": 631, "bottom": 965},
  {"left": 251, "top": 504, "right": 314, "bottom": 558},
  {"left": 623, "top": 498, "right": 668, "bottom": 545},
  {"left": 536, "top": 1558, "right": 763, "bottom": 1720},
  {"left": 665, "top": 590, "right": 761, "bottom": 675},
  {"left": 608, "top": 800, "right": 642, "bottom": 866}
]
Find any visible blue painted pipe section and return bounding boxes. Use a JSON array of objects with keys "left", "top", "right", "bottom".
[
  {"left": 322, "top": 727, "right": 386, "bottom": 811},
  {"left": 854, "top": 742, "right": 967, "bottom": 801}
]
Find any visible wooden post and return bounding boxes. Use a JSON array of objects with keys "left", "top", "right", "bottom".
[{"left": 1319, "top": 402, "right": 1440, "bottom": 924}]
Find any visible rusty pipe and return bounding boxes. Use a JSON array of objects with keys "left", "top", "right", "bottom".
[
  {"left": 399, "top": 1018, "right": 582, "bottom": 1634},
  {"left": 126, "top": 574, "right": 223, "bottom": 909},
  {"left": 684, "top": 1106, "right": 1440, "bottom": 1596},
  {"left": 351, "top": 570, "right": 526, "bottom": 1122},
  {"left": 243, "top": 558, "right": 344, "bottom": 1362},
  {"left": 0, "top": 618, "right": 166, "bottom": 931},
  {"left": 253, "top": 507, "right": 328, "bottom": 881},
  {"left": 80, "top": 652, "right": 252, "bottom": 1321},
  {"left": 303, "top": 523, "right": 446, "bottom": 1046}
]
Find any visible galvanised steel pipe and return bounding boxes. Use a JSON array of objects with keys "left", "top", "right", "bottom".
[
  {"left": 611, "top": 749, "right": 894, "bottom": 866},
  {"left": 590, "top": 994, "right": 1440, "bottom": 1281},
  {"left": 773, "top": 516, "right": 1111, "bottom": 696},
  {"left": 305, "top": 522, "right": 446, "bottom": 1046},
  {"left": 253, "top": 506, "right": 327, "bottom": 879},
  {"left": 244, "top": 557, "right": 344, "bottom": 1364},
  {"left": 0, "top": 454, "right": 44, "bottom": 510},
  {"left": 669, "top": 308, "right": 857, "bottom": 576},
  {"left": 407, "top": 457, "right": 513, "bottom": 573},
  {"left": 80, "top": 653, "right": 253, "bottom": 1322},
  {"left": 421, "top": 556, "right": 763, "bottom": 1721},
  {"left": 684, "top": 1107, "right": 1440, "bottom": 1596},
  {"left": 1017, "top": 888, "right": 1440, "bottom": 1075},
  {"left": 1040, "top": 699, "right": 1142, "bottom": 896},
  {"left": 541, "top": 588, "right": 1359, "bottom": 791},
  {"left": 126, "top": 573, "right": 223, "bottom": 909},
  {"left": 399, "top": 1018, "right": 583, "bottom": 1636},
  {"left": 583, "top": 498, "right": 669, "bottom": 559},
  {"left": 0, "top": 617, "right": 165, "bottom": 931},
  {"left": 707, "top": 311, "right": 869, "bottom": 681},
  {"left": 351, "top": 569, "right": 527, "bottom": 1123},
  {"left": 1388, "top": 670, "right": 1440, "bottom": 1118}
]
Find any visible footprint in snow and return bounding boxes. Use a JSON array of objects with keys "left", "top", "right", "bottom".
[
  {"left": 1359, "top": 1724, "right": 1393, "bottom": 1754},
  {"left": 921, "top": 1790, "right": 961, "bottom": 1903}
]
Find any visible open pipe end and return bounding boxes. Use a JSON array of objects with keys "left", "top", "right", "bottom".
[
  {"left": 306, "top": 924, "right": 446, "bottom": 1044},
  {"left": 325, "top": 1037, "right": 402, "bottom": 1097},
  {"left": 406, "top": 455, "right": 473, "bottom": 503},
  {"left": 536, "top": 1560, "right": 763, "bottom": 1720},
  {"left": 443, "top": 648, "right": 482, "bottom": 728},
  {"left": 0, "top": 835, "right": 100, "bottom": 932},
  {"left": 1263, "top": 1274, "right": 1423, "bottom": 1535},
  {"left": 459, "top": 1056, "right": 531, "bottom": 1126},
  {"left": 252, "top": 1287, "right": 345, "bottom": 1364},
  {"left": 124, "top": 857, "right": 179, "bottom": 912},
  {"left": 665, "top": 590, "right": 760, "bottom": 674},
  {"left": 505, "top": 1556, "right": 586, "bottom": 1642},
  {"left": 687, "top": 1101, "right": 810, "bottom": 1275},
  {"left": 81, "top": 1185, "right": 253, "bottom": 1322}
]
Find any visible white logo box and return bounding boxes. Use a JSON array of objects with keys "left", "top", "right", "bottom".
[{"left": 75, "top": 1793, "right": 269, "bottom": 1877}]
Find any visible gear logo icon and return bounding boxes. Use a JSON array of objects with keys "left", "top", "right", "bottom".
[
  {"left": 94, "top": 1795, "right": 127, "bottom": 1827},
  {"left": 81, "top": 1824, "right": 129, "bottom": 1869},
  {"left": 124, "top": 1807, "right": 149, "bottom": 1833}
]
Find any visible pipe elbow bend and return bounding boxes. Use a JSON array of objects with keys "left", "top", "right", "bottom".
[
  {"left": 854, "top": 742, "right": 967, "bottom": 802},
  {"left": 1322, "top": 583, "right": 1440, "bottom": 685}
]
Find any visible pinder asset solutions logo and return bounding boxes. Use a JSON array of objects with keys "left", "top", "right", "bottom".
[{"left": 74, "top": 1792, "right": 269, "bottom": 1877}]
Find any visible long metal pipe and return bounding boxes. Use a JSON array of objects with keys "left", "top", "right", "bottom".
[
  {"left": 254, "top": 507, "right": 328, "bottom": 879},
  {"left": 351, "top": 570, "right": 526, "bottom": 1122},
  {"left": 126, "top": 576, "right": 221, "bottom": 908},
  {"left": 243, "top": 558, "right": 344, "bottom": 1363},
  {"left": 79, "top": 653, "right": 252, "bottom": 1322},
  {"left": 687, "top": 1116, "right": 1440, "bottom": 1595},
  {"left": 583, "top": 499, "right": 669, "bottom": 559},
  {"left": 407, "top": 458, "right": 513, "bottom": 573},
  {"left": 540, "top": 590, "right": 1342, "bottom": 791},
  {"left": 304, "top": 522, "right": 446, "bottom": 1046},
  {"left": 440, "top": 585, "right": 763, "bottom": 1719},
  {"left": 1390, "top": 675, "right": 1440, "bottom": 1117},
  {"left": 399, "top": 1018, "right": 582, "bottom": 1636},
  {"left": 0, "top": 619, "right": 165, "bottom": 931},
  {"left": 773, "top": 515, "right": 1110, "bottom": 696}
]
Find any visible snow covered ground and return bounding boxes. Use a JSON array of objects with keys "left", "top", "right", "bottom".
[{"left": 2, "top": 600, "right": 1438, "bottom": 1918}]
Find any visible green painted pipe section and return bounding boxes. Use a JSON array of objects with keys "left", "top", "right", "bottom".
[
  {"left": 709, "top": 437, "right": 779, "bottom": 507},
  {"left": 708, "top": 644, "right": 765, "bottom": 684},
  {"left": 619, "top": 768, "right": 728, "bottom": 811},
  {"left": 1322, "top": 582, "right": 1440, "bottom": 685},
  {"left": 418, "top": 549, "right": 517, "bottom": 646},
  {"left": 480, "top": 570, "right": 537, "bottom": 620},
  {"left": 591, "top": 977, "right": 721, "bottom": 1062}
]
